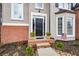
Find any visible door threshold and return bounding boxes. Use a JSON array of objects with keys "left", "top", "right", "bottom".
[{"left": 36, "top": 36, "right": 45, "bottom": 39}]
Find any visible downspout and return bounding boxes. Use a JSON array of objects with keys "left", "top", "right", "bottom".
[{"left": 49, "top": 3, "right": 50, "bottom": 32}]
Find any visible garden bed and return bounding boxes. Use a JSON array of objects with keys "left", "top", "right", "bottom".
[
  {"left": 0, "top": 41, "right": 38, "bottom": 56},
  {"left": 52, "top": 40, "right": 79, "bottom": 56}
]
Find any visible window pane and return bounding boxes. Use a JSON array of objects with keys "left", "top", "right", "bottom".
[
  {"left": 12, "top": 3, "right": 23, "bottom": 19},
  {"left": 35, "top": 3, "right": 43, "bottom": 9},
  {"left": 68, "top": 3, "right": 71, "bottom": 10},
  {"left": 13, "top": 4, "right": 19, "bottom": 18},
  {"left": 18, "top": 4, "right": 22, "bottom": 19},
  {"left": 55, "top": 3, "right": 58, "bottom": 7},
  {"left": 64, "top": 3, "right": 68, "bottom": 9},
  {"left": 67, "top": 17, "right": 73, "bottom": 35},
  {"left": 58, "top": 17, "right": 62, "bottom": 35}
]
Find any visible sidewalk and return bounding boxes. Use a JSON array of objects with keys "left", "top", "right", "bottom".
[{"left": 37, "top": 47, "right": 60, "bottom": 56}]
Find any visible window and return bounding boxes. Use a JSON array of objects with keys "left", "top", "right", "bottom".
[
  {"left": 56, "top": 3, "right": 71, "bottom": 10},
  {"left": 58, "top": 3, "right": 64, "bottom": 9},
  {"left": 73, "top": 3, "right": 76, "bottom": 7},
  {"left": 57, "top": 17, "right": 64, "bottom": 35},
  {"left": 67, "top": 17, "right": 74, "bottom": 36},
  {"left": 64, "top": 3, "right": 68, "bottom": 9},
  {"left": 35, "top": 3, "right": 44, "bottom": 9},
  {"left": 11, "top": 3, "right": 23, "bottom": 20},
  {"left": 58, "top": 17, "right": 63, "bottom": 35},
  {"left": 55, "top": 3, "right": 58, "bottom": 7},
  {"left": 68, "top": 3, "right": 71, "bottom": 10}
]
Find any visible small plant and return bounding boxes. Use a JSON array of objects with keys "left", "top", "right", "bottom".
[
  {"left": 46, "top": 32, "right": 51, "bottom": 39},
  {"left": 55, "top": 41, "right": 64, "bottom": 51},
  {"left": 30, "top": 32, "right": 35, "bottom": 39},
  {"left": 26, "top": 46, "right": 34, "bottom": 56}
]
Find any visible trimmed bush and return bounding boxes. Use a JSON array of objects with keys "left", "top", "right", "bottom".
[
  {"left": 55, "top": 41, "right": 64, "bottom": 51},
  {"left": 46, "top": 32, "right": 51, "bottom": 36},
  {"left": 46, "top": 32, "right": 51, "bottom": 39}
]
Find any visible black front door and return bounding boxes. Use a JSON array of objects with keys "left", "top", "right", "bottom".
[
  {"left": 36, "top": 18, "right": 43, "bottom": 36},
  {"left": 33, "top": 17, "right": 45, "bottom": 38}
]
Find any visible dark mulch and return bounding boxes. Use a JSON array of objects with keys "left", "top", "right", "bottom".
[
  {"left": 0, "top": 41, "right": 28, "bottom": 56},
  {"left": 52, "top": 40, "right": 79, "bottom": 56}
]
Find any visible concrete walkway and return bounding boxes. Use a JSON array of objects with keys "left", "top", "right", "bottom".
[{"left": 37, "top": 47, "right": 60, "bottom": 56}]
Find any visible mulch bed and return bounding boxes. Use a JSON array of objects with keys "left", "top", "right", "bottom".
[
  {"left": 0, "top": 41, "right": 38, "bottom": 56},
  {"left": 52, "top": 40, "right": 79, "bottom": 56}
]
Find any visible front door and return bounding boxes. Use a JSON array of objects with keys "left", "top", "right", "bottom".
[{"left": 32, "top": 16, "right": 45, "bottom": 39}]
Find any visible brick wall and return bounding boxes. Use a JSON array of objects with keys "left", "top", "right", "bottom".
[
  {"left": 1, "top": 26, "right": 29, "bottom": 44},
  {"left": 75, "top": 9, "right": 79, "bottom": 40}
]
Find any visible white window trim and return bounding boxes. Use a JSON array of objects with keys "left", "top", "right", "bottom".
[
  {"left": 35, "top": 3, "right": 44, "bottom": 9},
  {"left": 67, "top": 16, "right": 75, "bottom": 37},
  {"left": 56, "top": 16, "right": 64, "bottom": 36},
  {"left": 11, "top": 3, "right": 24, "bottom": 20},
  {"left": 58, "top": 3, "right": 71, "bottom": 10}
]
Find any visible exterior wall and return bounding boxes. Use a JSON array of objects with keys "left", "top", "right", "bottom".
[
  {"left": 2, "top": 3, "right": 50, "bottom": 28},
  {"left": 50, "top": 3, "right": 59, "bottom": 38},
  {"left": 0, "top": 3, "right": 76, "bottom": 44},
  {"left": 2, "top": 3, "right": 50, "bottom": 39},
  {"left": 1, "top": 3, "right": 29, "bottom": 44},
  {"left": 29, "top": 3, "right": 50, "bottom": 32},
  {"left": 1, "top": 26, "right": 29, "bottom": 44},
  {"left": 75, "top": 9, "right": 79, "bottom": 40},
  {"left": 1, "top": 3, "right": 50, "bottom": 44},
  {"left": 2, "top": 3, "right": 29, "bottom": 24}
]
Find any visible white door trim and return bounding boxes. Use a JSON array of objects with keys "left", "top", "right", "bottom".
[{"left": 30, "top": 12, "right": 47, "bottom": 39}]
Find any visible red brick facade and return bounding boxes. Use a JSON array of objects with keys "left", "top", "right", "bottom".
[
  {"left": 75, "top": 9, "right": 79, "bottom": 40},
  {"left": 1, "top": 26, "right": 29, "bottom": 44}
]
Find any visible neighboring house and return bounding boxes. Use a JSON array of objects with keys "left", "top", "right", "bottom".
[{"left": 0, "top": 3, "right": 75, "bottom": 44}]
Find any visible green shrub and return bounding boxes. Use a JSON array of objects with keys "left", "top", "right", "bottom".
[
  {"left": 55, "top": 41, "right": 64, "bottom": 51},
  {"left": 46, "top": 32, "right": 51, "bottom": 37},
  {"left": 26, "top": 46, "right": 34, "bottom": 56}
]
